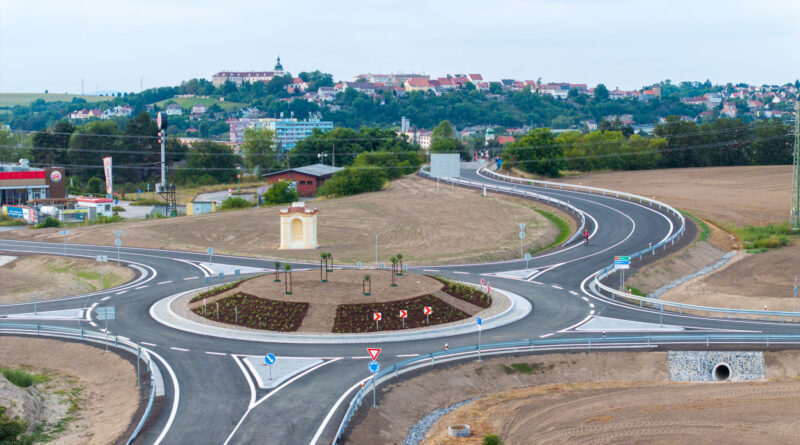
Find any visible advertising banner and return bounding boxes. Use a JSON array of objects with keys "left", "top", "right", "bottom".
[
  {"left": 61, "top": 208, "right": 89, "bottom": 222},
  {"left": 103, "top": 156, "right": 113, "bottom": 195},
  {"left": 2, "top": 206, "right": 35, "bottom": 224}
]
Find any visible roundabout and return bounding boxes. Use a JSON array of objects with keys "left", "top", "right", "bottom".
[{"left": 1, "top": 163, "right": 798, "bottom": 444}]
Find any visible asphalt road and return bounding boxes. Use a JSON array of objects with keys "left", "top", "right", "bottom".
[{"left": 1, "top": 164, "right": 797, "bottom": 444}]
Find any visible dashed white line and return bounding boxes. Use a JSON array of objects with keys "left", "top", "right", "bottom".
[
  {"left": 423, "top": 269, "right": 440, "bottom": 272},
  {"left": 589, "top": 303, "right": 595, "bottom": 309},
  {"left": 100, "top": 296, "right": 110, "bottom": 301},
  {"left": 157, "top": 280, "right": 173, "bottom": 285},
  {"left": 530, "top": 281, "right": 544, "bottom": 285},
  {"left": 590, "top": 310, "right": 595, "bottom": 315},
  {"left": 396, "top": 354, "right": 419, "bottom": 358},
  {"left": 582, "top": 297, "right": 589, "bottom": 302},
  {"left": 551, "top": 285, "right": 563, "bottom": 290},
  {"left": 350, "top": 356, "right": 371, "bottom": 359},
  {"left": 452, "top": 271, "right": 470, "bottom": 275},
  {"left": 135, "top": 285, "right": 149, "bottom": 290},
  {"left": 569, "top": 291, "right": 579, "bottom": 296},
  {"left": 170, "top": 347, "right": 189, "bottom": 352},
  {"left": 115, "top": 290, "right": 127, "bottom": 295},
  {"left": 205, "top": 351, "right": 227, "bottom": 356},
  {"left": 184, "top": 277, "right": 199, "bottom": 281},
  {"left": 539, "top": 333, "right": 554, "bottom": 338},
  {"left": 141, "top": 342, "right": 157, "bottom": 347},
  {"left": 89, "top": 321, "right": 98, "bottom": 327}
]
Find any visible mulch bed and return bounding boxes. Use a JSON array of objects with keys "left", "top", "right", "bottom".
[
  {"left": 434, "top": 277, "right": 492, "bottom": 308},
  {"left": 332, "top": 294, "right": 469, "bottom": 333},
  {"left": 192, "top": 292, "right": 308, "bottom": 331}
]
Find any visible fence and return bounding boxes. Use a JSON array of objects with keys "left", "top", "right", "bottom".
[
  {"left": 331, "top": 333, "right": 800, "bottom": 444},
  {"left": 0, "top": 323, "right": 158, "bottom": 445},
  {"left": 419, "top": 167, "right": 586, "bottom": 246}
]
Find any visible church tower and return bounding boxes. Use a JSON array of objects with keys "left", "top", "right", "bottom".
[{"left": 274, "top": 56, "right": 285, "bottom": 76}]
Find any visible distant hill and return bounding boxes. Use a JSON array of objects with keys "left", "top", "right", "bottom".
[{"left": 0, "top": 93, "right": 108, "bottom": 107}]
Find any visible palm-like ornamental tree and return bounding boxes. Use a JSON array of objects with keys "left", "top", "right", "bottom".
[
  {"left": 284, "top": 263, "right": 293, "bottom": 294},
  {"left": 320, "top": 253, "right": 328, "bottom": 282},
  {"left": 274, "top": 261, "right": 281, "bottom": 282},
  {"left": 363, "top": 274, "right": 371, "bottom": 296},
  {"left": 390, "top": 256, "right": 398, "bottom": 287},
  {"left": 396, "top": 253, "right": 404, "bottom": 276}
]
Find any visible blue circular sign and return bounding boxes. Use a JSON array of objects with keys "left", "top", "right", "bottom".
[
  {"left": 368, "top": 360, "right": 380, "bottom": 374},
  {"left": 265, "top": 353, "right": 276, "bottom": 365}
]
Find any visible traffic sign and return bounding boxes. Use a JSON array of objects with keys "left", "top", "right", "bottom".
[
  {"left": 423, "top": 306, "right": 432, "bottom": 316},
  {"left": 518, "top": 231, "right": 526, "bottom": 239},
  {"left": 96, "top": 255, "right": 108, "bottom": 262},
  {"left": 367, "top": 348, "right": 381, "bottom": 361},
  {"left": 207, "top": 247, "right": 214, "bottom": 256},
  {"left": 368, "top": 360, "right": 380, "bottom": 374},
  {"left": 614, "top": 256, "right": 630, "bottom": 262},
  {"left": 114, "top": 230, "right": 122, "bottom": 238},
  {"left": 476, "top": 316, "right": 483, "bottom": 327},
  {"left": 114, "top": 239, "right": 122, "bottom": 247},
  {"left": 227, "top": 188, "right": 232, "bottom": 195},
  {"left": 114, "top": 198, "right": 119, "bottom": 205},
  {"left": 264, "top": 353, "right": 276, "bottom": 365},
  {"left": 518, "top": 223, "right": 526, "bottom": 231},
  {"left": 373, "top": 312, "right": 382, "bottom": 322},
  {"left": 218, "top": 272, "right": 224, "bottom": 280},
  {"left": 524, "top": 253, "right": 531, "bottom": 261},
  {"left": 58, "top": 230, "right": 70, "bottom": 235},
  {"left": 96, "top": 306, "right": 115, "bottom": 320},
  {"left": 398, "top": 310, "right": 407, "bottom": 318}
]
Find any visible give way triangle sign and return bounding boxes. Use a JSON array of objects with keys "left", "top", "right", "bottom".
[{"left": 367, "top": 348, "right": 381, "bottom": 361}]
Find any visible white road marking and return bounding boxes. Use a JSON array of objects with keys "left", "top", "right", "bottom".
[
  {"left": 145, "top": 348, "right": 179, "bottom": 445},
  {"left": 530, "top": 281, "right": 543, "bottom": 284},
  {"left": 141, "top": 342, "right": 157, "bottom": 347},
  {"left": 350, "top": 356, "right": 371, "bottom": 359},
  {"left": 116, "top": 290, "right": 127, "bottom": 295},
  {"left": 205, "top": 351, "right": 227, "bottom": 356},
  {"left": 89, "top": 321, "right": 97, "bottom": 327},
  {"left": 100, "top": 296, "right": 110, "bottom": 301},
  {"left": 184, "top": 277, "right": 199, "bottom": 280},
  {"left": 157, "top": 280, "right": 173, "bottom": 285},
  {"left": 590, "top": 310, "right": 595, "bottom": 315},
  {"left": 539, "top": 333, "right": 554, "bottom": 338},
  {"left": 423, "top": 269, "right": 440, "bottom": 272},
  {"left": 170, "top": 347, "right": 189, "bottom": 352},
  {"left": 569, "top": 291, "right": 579, "bottom": 296},
  {"left": 396, "top": 354, "right": 419, "bottom": 358},
  {"left": 590, "top": 303, "right": 595, "bottom": 308},
  {"left": 582, "top": 297, "right": 589, "bottom": 302},
  {"left": 311, "top": 374, "right": 373, "bottom": 445},
  {"left": 135, "top": 285, "right": 149, "bottom": 290},
  {"left": 452, "top": 271, "right": 470, "bottom": 275},
  {"left": 551, "top": 285, "right": 563, "bottom": 290}
]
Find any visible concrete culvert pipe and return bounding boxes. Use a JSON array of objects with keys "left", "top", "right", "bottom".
[{"left": 713, "top": 363, "right": 731, "bottom": 381}]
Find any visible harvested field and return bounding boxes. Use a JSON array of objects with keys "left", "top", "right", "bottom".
[
  {"left": 0, "top": 175, "right": 570, "bottom": 265},
  {"left": 0, "top": 337, "right": 138, "bottom": 445},
  {"left": 554, "top": 165, "right": 792, "bottom": 226},
  {"left": 0, "top": 253, "right": 135, "bottom": 303},
  {"left": 345, "top": 351, "right": 800, "bottom": 445}
]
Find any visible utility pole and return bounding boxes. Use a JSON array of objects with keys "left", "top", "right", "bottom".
[{"left": 792, "top": 102, "right": 800, "bottom": 231}]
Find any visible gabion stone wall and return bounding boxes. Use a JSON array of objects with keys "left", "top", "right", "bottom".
[{"left": 668, "top": 351, "right": 764, "bottom": 382}]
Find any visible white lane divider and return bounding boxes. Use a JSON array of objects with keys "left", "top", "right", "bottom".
[
  {"left": 141, "top": 342, "right": 157, "bottom": 347},
  {"left": 589, "top": 303, "right": 595, "bottom": 309},
  {"left": 135, "top": 285, "right": 149, "bottom": 290},
  {"left": 396, "top": 354, "right": 419, "bottom": 358},
  {"left": 100, "top": 296, "right": 110, "bottom": 301},
  {"left": 582, "top": 297, "right": 589, "bottom": 302},
  {"left": 569, "top": 291, "right": 579, "bottom": 296},
  {"left": 205, "top": 351, "right": 227, "bottom": 356},
  {"left": 452, "top": 271, "right": 470, "bottom": 275},
  {"left": 539, "top": 333, "right": 554, "bottom": 338},
  {"left": 551, "top": 285, "right": 563, "bottom": 290},
  {"left": 89, "top": 321, "right": 98, "bottom": 327},
  {"left": 157, "top": 280, "right": 173, "bottom": 285},
  {"left": 183, "top": 277, "right": 199, "bottom": 281},
  {"left": 350, "top": 356, "right": 371, "bottom": 360},
  {"left": 423, "top": 269, "right": 440, "bottom": 272},
  {"left": 170, "top": 347, "right": 189, "bottom": 352},
  {"left": 116, "top": 290, "right": 127, "bottom": 295}
]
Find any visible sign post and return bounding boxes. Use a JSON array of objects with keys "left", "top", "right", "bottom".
[
  {"left": 96, "top": 306, "right": 115, "bottom": 352},
  {"left": 207, "top": 247, "right": 214, "bottom": 267},
  {"left": 264, "top": 353, "right": 277, "bottom": 380},
  {"left": 524, "top": 252, "right": 532, "bottom": 269},
  {"left": 367, "top": 348, "right": 381, "bottom": 407},
  {"left": 424, "top": 306, "right": 432, "bottom": 324},
  {"left": 399, "top": 309, "right": 407, "bottom": 329},
  {"left": 58, "top": 230, "right": 70, "bottom": 256},
  {"left": 794, "top": 275, "right": 798, "bottom": 313},
  {"left": 373, "top": 312, "right": 381, "bottom": 331},
  {"left": 96, "top": 255, "right": 108, "bottom": 290},
  {"left": 476, "top": 316, "right": 483, "bottom": 362},
  {"left": 115, "top": 238, "right": 122, "bottom": 266},
  {"left": 518, "top": 222, "right": 527, "bottom": 259},
  {"left": 614, "top": 256, "right": 630, "bottom": 291}
]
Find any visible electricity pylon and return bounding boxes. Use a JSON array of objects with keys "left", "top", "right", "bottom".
[{"left": 793, "top": 102, "right": 800, "bottom": 230}]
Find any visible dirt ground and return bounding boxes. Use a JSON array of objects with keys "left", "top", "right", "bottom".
[
  {"left": 1, "top": 175, "right": 571, "bottom": 265},
  {"left": 0, "top": 337, "right": 139, "bottom": 445},
  {"left": 0, "top": 253, "right": 135, "bottom": 303},
  {"left": 554, "top": 165, "right": 792, "bottom": 226},
  {"left": 346, "top": 350, "right": 800, "bottom": 445},
  {"left": 182, "top": 270, "right": 495, "bottom": 333}
]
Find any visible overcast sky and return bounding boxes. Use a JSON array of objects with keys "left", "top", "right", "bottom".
[{"left": 2, "top": 0, "right": 799, "bottom": 94}]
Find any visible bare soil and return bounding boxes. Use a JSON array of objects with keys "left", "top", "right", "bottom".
[
  {"left": 1, "top": 175, "right": 570, "bottom": 265},
  {"left": 345, "top": 351, "right": 800, "bottom": 445},
  {"left": 0, "top": 253, "right": 135, "bottom": 303},
  {"left": 555, "top": 165, "right": 792, "bottom": 226},
  {"left": 0, "top": 337, "right": 138, "bottom": 445}
]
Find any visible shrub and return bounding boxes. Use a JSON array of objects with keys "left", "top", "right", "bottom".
[
  {"left": 219, "top": 196, "right": 254, "bottom": 211},
  {"left": 482, "top": 433, "right": 504, "bottom": 445},
  {"left": 112, "top": 205, "right": 125, "bottom": 212},
  {"left": 86, "top": 177, "right": 104, "bottom": 194},
  {"left": 262, "top": 180, "right": 299, "bottom": 205},
  {"left": 0, "top": 367, "right": 50, "bottom": 388},
  {"left": 34, "top": 217, "right": 61, "bottom": 229},
  {"left": 0, "top": 406, "right": 28, "bottom": 443},
  {"left": 317, "top": 167, "right": 387, "bottom": 197}
]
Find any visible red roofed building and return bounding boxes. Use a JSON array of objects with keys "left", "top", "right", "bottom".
[
  {"left": 496, "top": 136, "right": 516, "bottom": 145},
  {"left": 404, "top": 77, "right": 433, "bottom": 92},
  {"left": 467, "top": 74, "right": 483, "bottom": 83}
]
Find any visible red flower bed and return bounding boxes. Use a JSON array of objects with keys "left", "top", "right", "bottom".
[
  {"left": 192, "top": 292, "right": 308, "bottom": 331},
  {"left": 332, "top": 294, "right": 469, "bottom": 333}
]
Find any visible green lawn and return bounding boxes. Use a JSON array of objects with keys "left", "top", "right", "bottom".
[
  {"left": 0, "top": 93, "right": 107, "bottom": 107},
  {"left": 154, "top": 96, "right": 246, "bottom": 112}
]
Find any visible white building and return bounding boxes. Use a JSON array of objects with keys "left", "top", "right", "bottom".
[{"left": 166, "top": 103, "right": 183, "bottom": 115}]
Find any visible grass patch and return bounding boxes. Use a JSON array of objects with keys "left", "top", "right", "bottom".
[
  {"left": 680, "top": 210, "right": 709, "bottom": 245},
  {"left": 533, "top": 208, "right": 570, "bottom": 251},
  {"left": 0, "top": 92, "right": 106, "bottom": 107},
  {"left": 627, "top": 286, "right": 647, "bottom": 297},
  {"left": 129, "top": 198, "right": 163, "bottom": 206},
  {"left": 0, "top": 367, "right": 50, "bottom": 388},
  {"left": 502, "top": 362, "right": 555, "bottom": 375},
  {"left": 729, "top": 222, "right": 797, "bottom": 250},
  {"left": 0, "top": 213, "right": 26, "bottom": 226},
  {"left": 45, "top": 262, "right": 128, "bottom": 290}
]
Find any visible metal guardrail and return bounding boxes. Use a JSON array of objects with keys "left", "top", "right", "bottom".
[
  {"left": 331, "top": 333, "right": 800, "bottom": 444},
  {"left": 0, "top": 323, "right": 157, "bottom": 445},
  {"left": 419, "top": 167, "right": 586, "bottom": 246}
]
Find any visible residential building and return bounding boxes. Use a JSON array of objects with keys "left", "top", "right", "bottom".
[
  {"left": 609, "top": 89, "right": 637, "bottom": 100},
  {"left": 404, "top": 77, "right": 433, "bottom": 92},
  {"left": 166, "top": 103, "right": 183, "bottom": 115},
  {"left": 496, "top": 135, "right": 515, "bottom": 145},
  {"left": 243, "top": 116, "right": 334, "bottom": 148},
  {"left": 262, "top": 163, "right": 343, "bottom": 197},
  {"left": 68, "top": 109, "right": 101, "bottom": 120},
  {"left": 467, "top": 74, "right": 483, "bottom": 84},
  {"left": 191, "top": 104, "right": 208, "bottom": 115},
  {"left": 317, "top": 87, "right": 336, "bottom": 101},
  {"left": 721, "top": 102, "right": 737, "bottom": 118},
  {"left": 417, "top": 131, "right": 432, "bottom": 150}
]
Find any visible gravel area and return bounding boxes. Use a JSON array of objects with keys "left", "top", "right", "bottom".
[
  {"left": 650, "top": 250, "right": 737, "bottom": 299},
  {"left": 402, "top": 398, "right": 477, "bottom": 445}
]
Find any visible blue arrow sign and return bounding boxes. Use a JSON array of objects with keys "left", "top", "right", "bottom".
[
  {"left": 476, "top": 316, "right": 482, "bottom": 326},
  {"left": 368, "top": 360, "right": 380, "bottom": 374},
  {"left": 264, "top": 353, "right": 276, "bottom": 365}
]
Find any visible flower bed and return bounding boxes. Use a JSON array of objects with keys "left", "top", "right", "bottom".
[
  {"left": 192, "top": 292, "right": 309, "bottom": 331},
  {"left": 332, "top": 294, "right": 469, "bottom": 333},
  {"left": 189, "top": 280, "right": 245, "bottom": 303},
  {"left": 435, "top": 277, "right": 492, "bottom": 308}
]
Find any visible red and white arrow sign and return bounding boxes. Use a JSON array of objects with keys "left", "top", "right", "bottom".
[
  {"left": 373, "top": 312, "right": 382, "bottom": 322},
  {"left": 487, "top": 282, "right": 491, "bottom": 293},
  {"left": 399, "top": 310, "right": 408, "bottom": 318},
  {"left": 367, "top": 348, "right": 381, "bottom": 361},
  {"left": 480, "top": 278, "right": 484, "bottom": 286},
  {"left": 423, "top": 306, "right": 432, "bottom": 316}
]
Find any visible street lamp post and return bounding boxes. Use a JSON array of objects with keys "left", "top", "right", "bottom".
[{"left": 375, "top": 234, "right": 380, "bottom": 267}]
